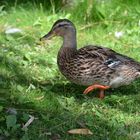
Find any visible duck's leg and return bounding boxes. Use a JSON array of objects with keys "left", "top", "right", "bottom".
[
  {"left": 98, "top": 89, "right": 105, "bottom": 99},
  {"left": 83, "top": 84, "right": 110, "bottom": 99}
]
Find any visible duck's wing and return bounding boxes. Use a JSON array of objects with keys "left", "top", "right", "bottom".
[
  {"left": 78, "top": 45, "right": 140, "bottom": 71},
  {"left": 111, "top": 51, "right": 140, "bottom": 71}
]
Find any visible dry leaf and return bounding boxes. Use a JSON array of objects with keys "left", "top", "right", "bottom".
[{"left": 68, "top": 128, "right": 93, "bottom": 135}]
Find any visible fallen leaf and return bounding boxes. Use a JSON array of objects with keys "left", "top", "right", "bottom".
[{"left": 68, "top": 128, "right": 93, "bottom": 135}]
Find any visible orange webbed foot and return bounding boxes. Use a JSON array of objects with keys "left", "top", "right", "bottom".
[{"left": 83, "top": 84, "right": 110, "bottom": 99}]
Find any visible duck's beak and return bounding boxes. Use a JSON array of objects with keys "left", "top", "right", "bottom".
[{"left": 40, "top": 30, "right": 55, "bottom": 41}]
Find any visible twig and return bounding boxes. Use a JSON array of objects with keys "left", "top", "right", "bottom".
[{"left": 22, "top": 115, "right": 35, "bottom": 129}]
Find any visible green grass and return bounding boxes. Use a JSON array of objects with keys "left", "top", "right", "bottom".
[{"left": 0, "top": 1, "right": 140, "bottom": 139}]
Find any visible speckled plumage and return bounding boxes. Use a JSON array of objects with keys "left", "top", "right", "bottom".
[
  {"left": 41, "top": 19, "right": 140, "bottom": 96},
  {"left": 57, "top": 45, "right": 140, "bottom": 88}
]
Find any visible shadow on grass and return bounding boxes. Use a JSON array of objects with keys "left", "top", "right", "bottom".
[{"left": 46, "top": 81, "right": 140, "bottom": 99}]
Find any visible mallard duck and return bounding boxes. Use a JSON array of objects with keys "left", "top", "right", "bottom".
[{"left": 40, "top": 19, "right": 140, "bottom": 99}]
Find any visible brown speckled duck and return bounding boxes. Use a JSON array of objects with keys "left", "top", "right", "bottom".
[{"left": 40, "top": 19, "right": 140, "bottom": 99}]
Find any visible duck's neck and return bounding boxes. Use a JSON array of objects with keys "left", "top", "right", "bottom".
[
  {"left": 58, "top": 30, "right": 77, "bottom": 66},
  {"left": 62, "top": 30, "right": 77, "bottom": 49}
]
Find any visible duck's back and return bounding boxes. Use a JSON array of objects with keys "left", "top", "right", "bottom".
[{"left": 78, "top": 45, "right": 140, "bottom": 71}]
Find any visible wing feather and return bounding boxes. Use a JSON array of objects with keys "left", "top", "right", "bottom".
[{"left": 78, "top": 45, "right": 140, "bottom": 70}]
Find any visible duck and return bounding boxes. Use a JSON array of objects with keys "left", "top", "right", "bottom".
[{"left": 40, "top": 19, "right": 140, "bottom": 99}]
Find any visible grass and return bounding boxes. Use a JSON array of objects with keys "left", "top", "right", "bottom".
[{"left": 0, "top": 1, "right": 140, "bottom": 139}]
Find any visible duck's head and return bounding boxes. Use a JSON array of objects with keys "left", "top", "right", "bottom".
[{"left": 40, "top": 19, "right": 76, "bottom": 41}]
